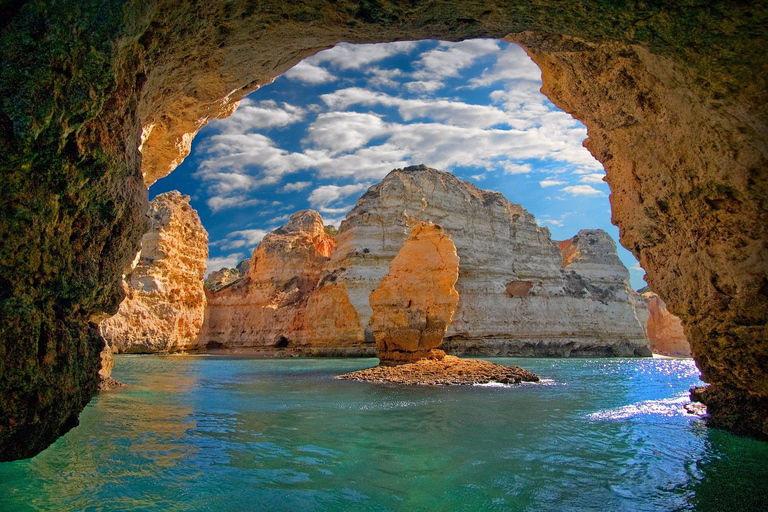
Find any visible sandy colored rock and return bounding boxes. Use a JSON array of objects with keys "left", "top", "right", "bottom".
[
  {"left": 99, "top": 192, "right": 208, "bottom": 353},
  {"left": 200, "top": 210, "right": 357, "bottom": 352},
  {"left": 369, "top": 222, "right": 460, "bottom": 365},
  {"left": 337, "top": 355, "right": 540, "bottom": 386},
  {"left": 2, "top": 1, "right": 767, "bottom": 459},
  {"left": 331, "top": 167, "right": 650, "bottom": 357},
  {"left": 205, "top": 259, "right": 250, "bottom": 293},
  {"left": 643, "top": 291, "right": 691, "bottom": 357}
]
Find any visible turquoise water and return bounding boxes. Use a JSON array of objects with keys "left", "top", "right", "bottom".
[{"left": 1, "top": 357, "right": 767, "bottom": 511}]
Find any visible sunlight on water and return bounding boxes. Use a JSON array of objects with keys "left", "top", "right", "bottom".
[{"left": 2, "top": 357, "right": 768, "bottom": 511}]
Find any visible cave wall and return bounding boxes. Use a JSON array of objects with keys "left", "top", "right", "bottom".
[{"left": 1, "top": 0, "right": 766, "bottom": 459}]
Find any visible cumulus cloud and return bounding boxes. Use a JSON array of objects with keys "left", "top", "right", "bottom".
[
  {"left": 308, "top": 183, "right": 370, "bottom": 210},
  {"left": 562, "top": 185, "right": 605, "bottom": 196},
  {"left": 217, "top": 228, "right": 271, "bottom": 250},
  {"left": 504, "top": 162, "right": 532, "bottom": 175},
  {"left": 207, "top": 195, "right": 266, "bottom": 213},
  {"left": 307, "top": 41, "right": 418, "bottom": 69},
  {"left": 470, "top": 43, "right": 542, "bottom": 87},
  {"left": 281, "top": 181, "right": 312, "bottom": 192},
  {"left": 305, "top": 112, "right": 390, "bottom": 154},
  {"left": 412, "top": 39, "right": 500, "bottom": 80},
  {"left": 211, "top": 99, "right": 305, "bottom": 133},
  {"left": 283, "top": 60, "right": 336, "bottom": 84}
]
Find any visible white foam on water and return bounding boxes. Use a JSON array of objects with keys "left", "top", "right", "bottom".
[{"left": 587, "top": 393, "right": 691, "bottom": 420}]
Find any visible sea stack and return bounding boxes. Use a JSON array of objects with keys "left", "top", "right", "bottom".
[
  {"left": 369, "top": 222, "right": 460, "bottom": 365},
  {"left": 99, "top": 192, "right": 208, "bottom": 353}
]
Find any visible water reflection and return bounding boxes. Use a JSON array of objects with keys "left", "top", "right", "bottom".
[{"left": 0, "top": 356, "right": 766, "bottom": 511}]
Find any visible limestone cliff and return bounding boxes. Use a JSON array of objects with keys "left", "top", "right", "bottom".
[
  {"left": 328, "top": 167, "right": 650, "bottom": 357},
  {"left": 2, "top": 0, "right": 766, "bottom": 458},
  {"left": 99, "top": 192, "right": 208, "bottom": 353},
  {"left": 199, "top": 210, "right": 359, "bottom": 352},
  {"left": 643, "top": 291, "right": 691, "bottom": 357},
  {"left": 369, "top": 222, "right": 460, "bottom": 365}
]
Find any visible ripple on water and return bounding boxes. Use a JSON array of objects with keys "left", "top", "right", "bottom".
[{"left": 1, "top": 356, "right": 767, "bottom": 512}]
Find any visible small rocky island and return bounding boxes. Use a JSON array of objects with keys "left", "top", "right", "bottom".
[
  {"left": 337, "top": 221, "right": 539, "bottom": 384},
  {"left": 100, "top": 166, "right": 689, "bottom": 378}
]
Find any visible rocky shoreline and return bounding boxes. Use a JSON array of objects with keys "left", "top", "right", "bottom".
[{"left": 337, "top": 355, "right": 540, "bottom": 386}]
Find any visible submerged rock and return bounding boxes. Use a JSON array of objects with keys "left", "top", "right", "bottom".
[
  {"left": 99, "top": 192, "right": 208, "bottom": 353},
  {"left": 369, "top": 222, "right": 460, "bottom": 365},
  {"left": 337, "top": 355, "right": 539, "bottom": 386}
]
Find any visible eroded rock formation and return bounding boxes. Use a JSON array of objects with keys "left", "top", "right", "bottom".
[
  {"left": 99, "top": 191, "right": 208, "bottom": 353},
  {"left": 205, "top": 259, "right": 250, "bottom": 293},
  {"left": 200, "top": 210, "right": 364, "bottom": 353},
  {"left": 2, "top": 1, "right": 766, "bottom": 458},
  {"left": 643, "top": 291, "right": 691, "bottom": 357},
  {"left": 333, "top": 167, "right": 650, "bottom": 357},
  {"left": 369, "top": 222, "right": 460, "bottom": 365}
]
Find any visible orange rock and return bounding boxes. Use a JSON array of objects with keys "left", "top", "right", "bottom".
[
  {"left": 369, "top": 222, "right": 460, "bottom": 365},
  {"left": 643, "top": 291, "right": 691, "bottom": 357}
]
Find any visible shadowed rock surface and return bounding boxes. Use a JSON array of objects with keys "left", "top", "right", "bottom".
[
  {"left": 369, "top": 221, "right": 460, "bottom": 365},
  {"left": 1, "top": 1, "right": 766, "bottom": 459},
  {"left": 99, "top": 191, "right": 208, "bottom": 353},
  {"left": 643, "top": 291, "right": 691, "bottom": 357}
]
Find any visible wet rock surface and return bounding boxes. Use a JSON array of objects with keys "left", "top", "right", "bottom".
[{"left": 337, "top": 355, "right": 540, "bottom": 386}]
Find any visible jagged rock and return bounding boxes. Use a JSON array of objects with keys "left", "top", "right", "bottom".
[
  {"left": 205, "top": 259, "right": 250, "bottom": 292},
  {"left": 200, "top": 210, "right": 354, "bottom": 351},
  {"left": 3, "top": 1, "right": 766, "bottom": 458},
  {"left": 99, "top": 192, "right": 208, "bottom": 353},
  {"left": 643, "top": 291, "right": 691, "bottom": 357},
  {"left": 328, "top": 167, "right": 651, "bottom": 357},
  {"left": 337, "top": 355, "right": 540, "bottom": 385},
  {"left": 369, "top": 222, "right": 460, "bottom": 365}
]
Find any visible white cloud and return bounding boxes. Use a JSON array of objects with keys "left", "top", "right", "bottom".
[
  {"left": 579, "top": 173, "right": 605, "bottom": 184},
  {"left": 217, "top": 228, "right": 271, "bottom": 250},
  {"left": 562, "top": 185, "right": 605, "bottom": 196},
  {"left": 403, "top": 80, "right": 443, "bottom": 93},
  {"left": 305, "top": 112, "right": 389, "bottom": 154},
  {"left": 281, "top": 181, "right": 312, "bottom": 192},
  {"left": 283, "top": 60, "right": 336, "bottom": 84},
  {"left": 504, "top": 162, "right": 532, "bottom": 175},
  {"left": 540, "top": 179, "right": 566, "bottom": 187},
  {"left": 470, "top": 43, "right": 541, "bottom": 87},
  {"left": 307, "top": 41, "right": 418, "bottom": 69},
  {"left": 206, "top": 252, "right": 247, "bottom": 275},
  {"left": 412, "top": 39, "right": 500, "bottom": 80},
  {"left": 210, "top": 99, "right": 305, "bottom": 133},
  {"left": 207, "top": 195, "right": 266, "bottom": 213},
  {"left": 364, "top": 66, "right": 405, "bottom": 89},
  {"left": 308, "top": 183, "right": 370, "bottom": 209}
]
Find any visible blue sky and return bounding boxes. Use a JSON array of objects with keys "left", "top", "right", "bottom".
[{"left": 150, "top": 39, "right": 646, "bottom": 289}]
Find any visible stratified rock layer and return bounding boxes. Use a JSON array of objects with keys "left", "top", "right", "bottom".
[
  {"left": 643, "top": 291, "right": 691, "bottom": 357},
  {"left": 2, "top": 1, "right": 766, "bottom": 458},
  {"left": 99, "top": 192, "right": 208, "bottom": 353},
  {"left": 330, "top": 167, "right": 650, "bottom": 357},
  {"left": 369, "top": 222, "right": 460, "bottom": 364},
  {"left": 200, "top": 210, "right": 366, "bottom": 353}
]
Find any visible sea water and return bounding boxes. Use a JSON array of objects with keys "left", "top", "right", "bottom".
[{"left": 1, "top": 357, "right": 767, "bottom": 511}]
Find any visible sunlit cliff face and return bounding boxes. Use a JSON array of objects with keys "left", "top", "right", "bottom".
[{"left": 1, "top": 1, "right": 766, "bottom": 460}]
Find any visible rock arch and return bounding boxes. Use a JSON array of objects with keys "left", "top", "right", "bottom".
[{"left": 0, "top": 1, "right": 766, "bottom": 459}]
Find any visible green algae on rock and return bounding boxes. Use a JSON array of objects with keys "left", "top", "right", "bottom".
[{"left": 1, "top": 0, "right": 767, "bottom": 459}]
